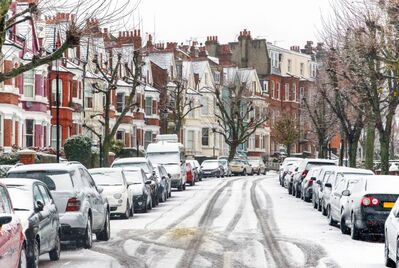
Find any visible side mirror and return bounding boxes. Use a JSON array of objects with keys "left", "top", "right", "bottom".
[
  {"left": 145, "top": 180, "right": 152, "bottom": 185},
  {"left": 316, "top": 180, "right": 322, "bottom": 185},
  {"left": 342, "top": 189, "right": 351, "bottom": 196},
  {"left": 324, "top": 183, "right": 332, "bottom": 188},
  {"left": 97, "top": 187, "right": 104, "bottom": 194},
  {"left": 167, "top": 173, "right": 172, "bottom": 178},
  {"left": 35, "top": 200, "right": 44, "bottom": 212},
  {"left": 311, "top": 177, "right": 316, "bottom": 181},
  {"left": 295, "top": 167, "right": 298, "bottom": 171},
  {"left": 0, "top": 215, "right": 12, "bottom": 227}
]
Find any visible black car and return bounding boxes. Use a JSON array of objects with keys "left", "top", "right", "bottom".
[
  {"left": 123, "top": 168, "right": 153, "bottom": 213},
  {"left": 2, "top": 178, "right": 61, "bottom": 267},
  {"left": 342, "top": 175, "right": 399, "bottom": 240}
]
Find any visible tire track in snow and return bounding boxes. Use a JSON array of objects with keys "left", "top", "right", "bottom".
[
  {"left": 225, "top": 180, "right": 248, "bottom": 233},
  {"left": 256, "top": 180, "right": 340, "bottom": 268},
  {"left": 177, "top": 177, "right": 245, "bottom": 268}
]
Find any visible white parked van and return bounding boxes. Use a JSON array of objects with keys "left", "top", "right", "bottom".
[{"left": 146, "top": 135, "right": 187, "bottom": 191}]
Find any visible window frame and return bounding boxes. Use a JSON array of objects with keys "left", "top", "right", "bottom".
[
  {"left": 24, "top": 70, "right": 35, "bottom": 98},
  {"left": 201, "top": 128, "right": 209, "bottom": 146}
]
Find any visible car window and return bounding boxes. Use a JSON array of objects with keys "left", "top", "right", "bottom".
[
  {"left": 351, "top": 179, "right": 365, "bottom": 193},
  {"left": 335, "top": 174, "right": 346, "bottom": 193},
  {"left": 33, "top": 185, "right": 45, "bottom": 204},
  {"left": 322, "top": 171, "right": 332, "bottom": 182},
  {"left": 80, "top": 168, "right": 96, "bottom": 189},
  {"left": 0, "top": 186, "right": 12, "bottom": 214},
  {"left": 38, "top": 184, "right": 52, "bottom": 205},
  {"left": 7, "top": 170, "right": 73, "bottom": 191}
]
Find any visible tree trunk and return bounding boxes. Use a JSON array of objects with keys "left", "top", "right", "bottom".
[
  {"left": 339, "top": 138, "right": 344, "bottom": 166},
  {"left": 102, "top": 136, "right": 111, "bottom": 167},
  {"left": 348, "top": 139, "right": 358, "bottom": 168},
  {"left": 380, "top": 133, "right": 390, "bottom": 175},
  {"left": 364, "top": 116, "right": 375, "bottom": 170},
  {"left": 286, "top": 143, "right": 291, "bottom": 157},
  {"left": 228, "top": 141, "right": 239, "bottom": 162}
]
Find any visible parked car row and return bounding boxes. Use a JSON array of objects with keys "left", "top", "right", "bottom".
[
  {"left": 0, "top": 154, "right": 199, "bottom": 267},
  {"left": 278, "top": 157, "right": 399, "bottom": 268}
]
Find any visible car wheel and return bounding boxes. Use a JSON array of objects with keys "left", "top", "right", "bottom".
[
  {"left": 304, "top": 193, "right": 311, "bottom": 202},
  {"left": 83, "top": 215, "right": 93, "bottom": 249},
  {"left": 143, "top": 197, "right": 148, "bottom": 213},
  {"left": 351, "top": 213, "right": 361, "bottom": 240},
  {"left": 295, "top": 186, "right": 301, "bottom": 198},
  {"left": 190, "top": 180, "right": 194, "bottom": 186},
  {"left": 148, "top": 197, "right": 153, "bottom": 210},
  {"left": 130, "top": 201, "right": 134, "bottom": 217},
  {"left": 288, "top": 184, "right": 292, "bottom": 195},
  {"left": 183, "top": 183, "right": 186, "bottom": 190},
  {"left": 178, "top": 184, "right": 183, "bottom": 191},
  {"left": 18, "top": 244, "right": 27, "bottom": 268},
  {"left": 317, "top": 199, "right": 322, "bottom": 212},
  {"left": 312, "top": 194, "right": 317, "bottom": 209},
  {"left": 169, "top": 190, "right": 172, "bottom": 198},
  {"left": 49, "top": 231, "right": 61, "bottom": 261},
  {"left": 28, "top": 239, "right": 39, "bottom": 268},
  {"left": 242, "top": 169, "right": 246, "bottom": 176},
  {"left": 327, "top": 206, "right": 337, "bottom": 226},
  {"left": 340, "top": 214, "right": 350, "bottom": 235},
  {"left": 97, "top": 211, "right": 111, "bottom": 241},
  {"left": 121, "top": 200, "right": 130, "bottom": 219},
  {"left": 322, "top": 201, "right": 327, "bottom": 216}
]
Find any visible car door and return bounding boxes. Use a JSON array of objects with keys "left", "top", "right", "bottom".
[
  {"left": 38, "top": 184, "right": 58, "bottom": 252},
  {"left": 0, "top": 185, "right": 14, "bottom": 267},
  {"left": 33, "top": 184, "right": 51, "bottom": 252},
  {"left": 319, "top": 171, "right": 332, "bottom": 201},
  {"left": 85, "top": 170, "right": 105, "bottom": 231},
  {"left": 331, "top": 174, "right": 346, "bottom": 220}
]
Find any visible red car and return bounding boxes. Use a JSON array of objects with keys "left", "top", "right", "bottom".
[
  {"left": 0, "top": 183, "right": 26, "bottom": 268},
  {"left": 186, "top": 162, "right": 195, "bottom": 186}
]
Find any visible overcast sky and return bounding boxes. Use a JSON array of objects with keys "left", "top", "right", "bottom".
[{"left": 132, "top": 0, "right": 332, "bottom": 49}]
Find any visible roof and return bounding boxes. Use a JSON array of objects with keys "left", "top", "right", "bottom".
[
  {"left": 8, "top": 163, "right": 76, "bottom": 173},
  {"left": 1, "top": 178, "right": 38, "bottom": 187},
  {"left": 148, "top": 52, "right": 174, "bottom": 70},
  {"left": 191, "top": 61, "right": 208, "bottom": 76},
  {"left": 112, "top": 157, "right": 147, "bottom": 164}
]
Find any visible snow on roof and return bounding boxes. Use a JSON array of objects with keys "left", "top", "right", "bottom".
[
  {"left": 191, "top": 61, "right": 208, "bottom": 76},
  {"left": 148, "top": 52, "right": 174, "bottom": 70},
  {"left": 182, "top": 61, "right": 193, "bottom": 80},
  {"left": 207, "top": 56, "right": 219, "bottom": 65}
]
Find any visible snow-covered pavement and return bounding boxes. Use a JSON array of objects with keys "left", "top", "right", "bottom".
[{"left": 40, "top": 174, "right": 385, "bottom": 267}]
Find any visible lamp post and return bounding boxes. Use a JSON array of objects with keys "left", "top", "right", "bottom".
[{"left": 212, "top": 127, "right": 216, "bottom": 158}]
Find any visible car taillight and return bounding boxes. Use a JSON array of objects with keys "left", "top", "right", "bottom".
[
  {"left": 301, "top": 170, "right": 308, "bottom": 178},
  {"left": 66, "top": 197, "right": 81, "bottom": 212},
  {"left": 361, "top": 196, "right": 380, "bottom": 207}
]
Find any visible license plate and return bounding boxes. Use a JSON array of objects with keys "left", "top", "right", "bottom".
[{"left": 383, "top": 202, "right": 395, "bottom": 208}]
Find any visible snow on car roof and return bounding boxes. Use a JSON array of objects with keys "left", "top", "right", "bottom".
[
  {"left": 365, "top": 175, "right": 399, "bottom": 193},
  {"left": 112, "top": 157, "right": 147, "bottom": 164},
  {"left": 1, "top": 178, "right": 38, "bottom": 187},
  {"left": 7, "top": 163, "right": 74, "bottom": 173}
]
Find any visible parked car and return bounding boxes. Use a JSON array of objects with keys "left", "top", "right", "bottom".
[
  {"left": 7, "top": 162, "right": 111, "bottom": 248},
  {"left": 111, "top": 158, "right": 159, "bottom": 206},
  {"left": 300, "top": 167, "right": 322, "bottom": 202},
  {"left": 285, "top": 162, "right": 301, "bottom": 193},
  {"left": 321, "top": 168, "right": 374, "bottom": 227},
  {"left": 0, "top": 182, "right": 26, "bottom": 268},
  {"left": 123, "top": 168, "right": 153, "bottom": 213},
  {"left": 3, "top": 178, "right": 61, "bottom": 267},
  {"left": 229, "top": 159, "right": 251, "bottom": 176},
  {"left": 186, "top": 159, "right": 202, "bottom": 181},
  {"left": 384, "top": 196, "right": 399, "bottom": 267},
  {"left": 312, "top": 166, "right": 335, "bottom": 211},
  {"left": 153, "top": 164, "right": 171, "bottom": 201},
  {"left": 146, "top": 141, "right": 187, "bottom": 191},
  {"left": 342, "top": 175, "right": 399, "bottom": 240},
  {"left": 89, "top": 168, "right": 134, "bottom": 219},
  {"left": 279, "top": 157, "right": 303, "bottom": 186},
  {"left": 292, "top": 159, "right": 336, "bottom": 198},
  {"left": 201, "top": 160, "right": 224, "bottom": 178},
  {"left": 218, "top": 159, "right": 232, "bottom": 177},
  {"left": 248, "top": 159, "right": 266, "bottom": 175},
  {"left": 186, "top": 162, "right": 195, "bottom": 186}
]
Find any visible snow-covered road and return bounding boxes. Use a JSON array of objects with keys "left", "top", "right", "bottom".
[{"left": 40, "top": 174, "right": 385, "bottom": 267}]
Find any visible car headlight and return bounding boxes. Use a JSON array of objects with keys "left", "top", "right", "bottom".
[{"left": 113, "top": 193, "right": 122, "bottom": 199}]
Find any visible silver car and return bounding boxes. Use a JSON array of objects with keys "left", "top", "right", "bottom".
[{"left": 7, "top": 162, "right": 111, "bottom": 248}]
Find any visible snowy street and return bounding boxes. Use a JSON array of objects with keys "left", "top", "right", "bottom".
[{"left": 40, "top": 173, "right": 384, "bottom": 268}]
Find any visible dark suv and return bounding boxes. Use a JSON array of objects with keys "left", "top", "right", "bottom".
[{"left": 7, "top": 162, "right": 111, "bottom": 248}]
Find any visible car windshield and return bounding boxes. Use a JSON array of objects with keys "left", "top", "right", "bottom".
[
  {"left": 147, "top": 153, "right": 180, "bottom": 165},
  {"left": 248, "top": 160, "right": 259, "bottom": 165},
  {"left": 123, "top": 171, "right": 143, "bottom": 184},
  {"left": 113, "top": 162, "right": 150, "bottom": 173},
  {"left": 90, "top": 171, "right": 124, "bottom": 186},
  {"left": 202, "top": 161, "right": 219, "bottom": 169},
  {"left": 7, "top": 171, "right": 73, "bottom": 191},
  {"left": 306, "top": 162, "right": 335, "bottom": 170},
  {"left": 6, "top": 187, "right": 32, "bottom": 211}
]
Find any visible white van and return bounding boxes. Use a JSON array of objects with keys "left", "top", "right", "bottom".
[{"left": 146, "top": 135, "right": 187, "bottom": 191}]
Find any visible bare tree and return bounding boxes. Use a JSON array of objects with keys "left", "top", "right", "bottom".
[
  {"left": 302, "top": 83, "right": 337, "bottom": 158},
  {"left": 272, "top": 116, "right": 299, "bottom": 157},
  {"left": 0, "top": 0, "right": 137, "bottom": 82},
  {"left": 167, "top": 81, "right": 202, "bottom": 140},
  {"left": 214, "top": 83, "right": 268, "bottom": 161},
  {"left": 83, "top": 51, "right": 142, "bottom": 166}
]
